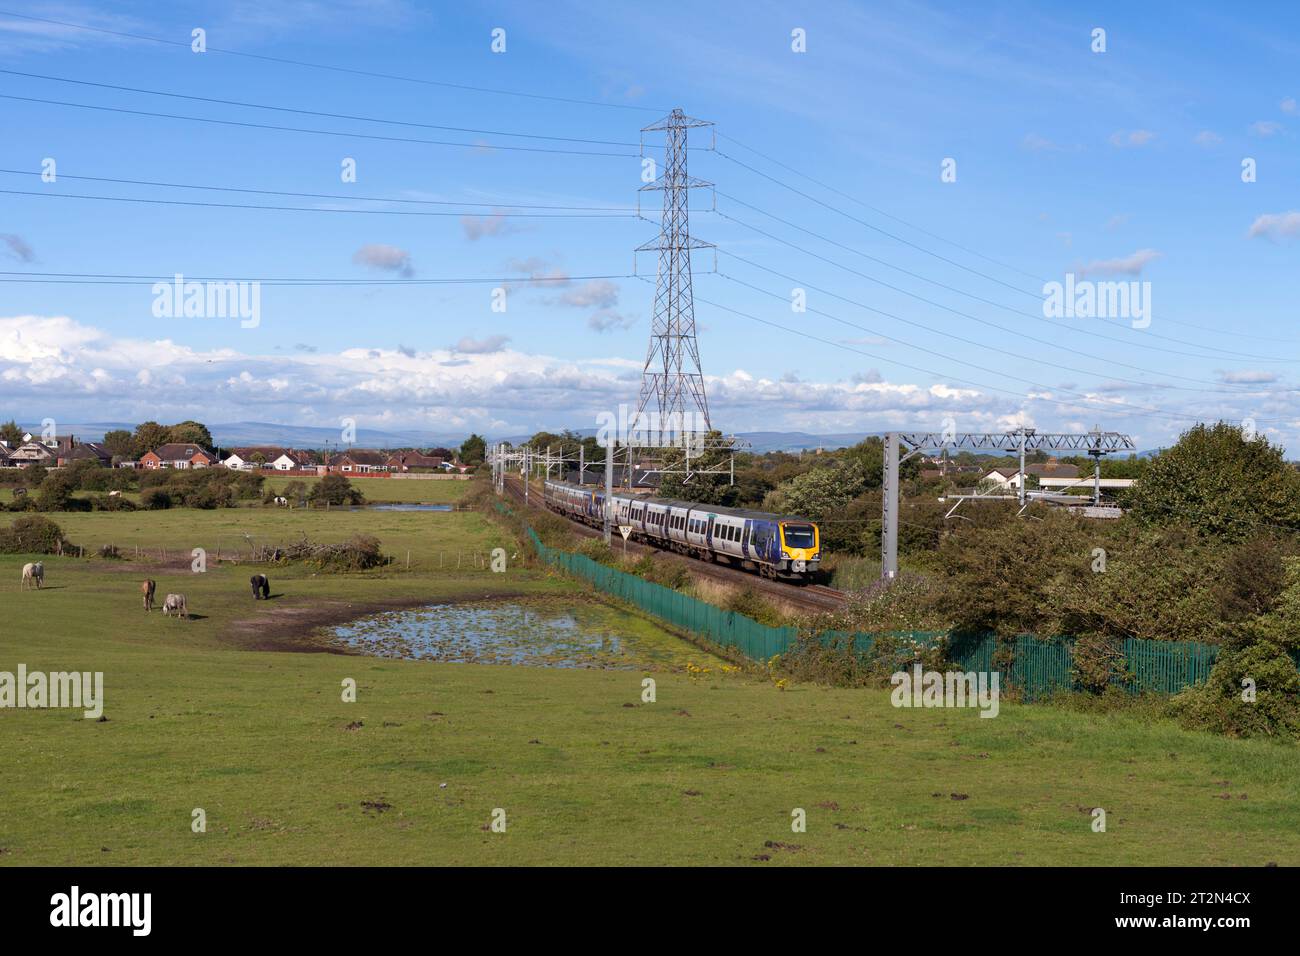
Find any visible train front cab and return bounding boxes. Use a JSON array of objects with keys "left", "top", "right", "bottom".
[{"left": 778, "top": 520, "right": 820, "bottom": 575}]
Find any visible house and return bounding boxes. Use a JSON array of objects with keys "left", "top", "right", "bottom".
[
  {"left": 140, "top": 443, "right": 217, "bottom": 469},
  {"left": 385, "top": 451, "right": 446, "bottom": 472},
  {"left": 223, "top": 447, "right": 316, "bottom": 471},
  {"left": 7, "top": 441, "right": 58, "bottom": 467},
  {"left": 982, "top": 462, "right": 1081, "bottom": 491},
  {"left": 58, "top": 442, "right": 113, "bottom": 467},
  {"left": 327, "top": 450, "right": 390, "bottom": 474}
]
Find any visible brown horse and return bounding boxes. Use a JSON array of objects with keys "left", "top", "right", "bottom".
[{"left": 142, "top": 579, "right": 156, "bottom": 611}]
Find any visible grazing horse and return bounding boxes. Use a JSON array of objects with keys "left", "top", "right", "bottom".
[
  {"left": 274, "top": 496, "right": 288, "bottom": 507},
  {"left": 20, "top": 562, "right": 44, "bottom": 590},
  {"left": 142, "top": 579, "right": 156, "bottom": 611},
  {"left": 249, "top": 574, "right": 270, "bottom": 599},
  {"left": 161, "top": 593, "right": 188, "bottom": 619}
]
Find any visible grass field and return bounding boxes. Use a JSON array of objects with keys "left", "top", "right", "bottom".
[
  {"left": 0, "top": 474, "right": 473, "bottom": 507},
  {"left": 1, "top": 489, "right": 1297, "bottom": 866}
]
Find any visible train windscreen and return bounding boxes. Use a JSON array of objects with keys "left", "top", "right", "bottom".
[{"left": 782, "top": 523, "right": 816, "bottom": 548}]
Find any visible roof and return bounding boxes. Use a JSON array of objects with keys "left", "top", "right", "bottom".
[
  {"left": 63, "top": 444, "right": 111, "bottom": 461},
  {"left": 228, "top": 446, "right": 289, "bottom": 460},
  {"left": 331, "top": 449, "right": 389, "bottom": 466},
  {"left": 988, "top": 464, "right": 1081, "bottom": 479},
  {"left": 146, "top": 443, "right": 215, "bottom": 460},
  {"left": 388, "top": 451, "right": 446, "bottom": 467}
]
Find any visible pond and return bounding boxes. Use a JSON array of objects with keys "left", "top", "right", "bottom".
[
  {"left": 358, "top": 503, "right": 453, "bottom": 512},
  {"left": 330, "top": 599, "right": 723, "bottom": 670}
]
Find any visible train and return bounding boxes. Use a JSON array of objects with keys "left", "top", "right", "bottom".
[{"left": 542, "top": 479, "right": 821, "bottom": 580}]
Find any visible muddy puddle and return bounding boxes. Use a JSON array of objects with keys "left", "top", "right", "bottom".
[{"left": 329, "top": 599, "right": 721, "bottom": 670}]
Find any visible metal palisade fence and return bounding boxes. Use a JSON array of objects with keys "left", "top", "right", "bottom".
[{"left": 518, "top": 514, "right": 1298, "bottom": 701}]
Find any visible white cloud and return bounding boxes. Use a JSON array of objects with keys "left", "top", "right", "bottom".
[
  {"left": 1219, "top": 369, "right": 1279, "bottom": 384},
  {"left": 1109, "top": 129, "right": 1156, "bottom": 148},
  {"left": 1076, "top": 248, "right": 1162, "bottom": 277},
  {"left": 352, "top": 243, "right": 413, "bottom": 276},
  {"left": 553, "top": 280, "right": 620, "bottom": 309},
  {"left": 1283, "top": 97, "right": 1298, "bottom": 115},
  {"left": 460, "top": 213, "right": 518, "bottom": 241},
  {"left": 453, "top": 334, "right": 510, "bottom": 354},
  {"left": 1194, "top": 130, "right": 1222, "bottom": 147},
  {"left": 587, "top": 310, "right": 636, "bottom": 332},
  {"left": 1249, "top": 120, "right": 1283, "bottom": 137},
  {"left": 1247, "top": 211, "right": 1300, "bottom": 241}
]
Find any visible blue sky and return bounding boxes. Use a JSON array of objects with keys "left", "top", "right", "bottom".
[{"left": 3, "top": 0, "right": 1300, "bottom": 450}]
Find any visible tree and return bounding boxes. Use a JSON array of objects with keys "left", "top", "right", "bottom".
[
  {"left": 101, "top": 429, "right": 136, "bottom": 459},
  {"left": 310, "top": 474, "right": 363, "bottom": 505},
  {"left": 169, "top": 420, "right": 214, "bottom": 448},
  {"left": 35, "top": 470, "right": 77, "bottom": 512},
  {"left": 1125, "top": 422, "right": 1300, "bottom": 539},
  {"left": 459, "top": 433, "right": 486, "bottom": 464},
  {"left": 427, "top": 447, "right": 455, "bottom": 460},
  {"left": 133, "top": 421, "right": 171, "bottom": 456},
  {"left": 0, "top": 419, "right": 23, "bottom": 446}
]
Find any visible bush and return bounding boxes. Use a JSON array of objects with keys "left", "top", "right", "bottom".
[
  {"left": 0, "top": 514, "right": 66, "bottom": 554},
  {"left": 308, "top": 474, "right": 363, "bottom": 506},
  {"left": 89, "top": 494, "right": 137, "bottom": 512},
  {"left": 1171, "top": 641, "right": 1300, "bottom": 738},
  {"left": 140, "top": 488, "right": 172, "bottom": 510}
]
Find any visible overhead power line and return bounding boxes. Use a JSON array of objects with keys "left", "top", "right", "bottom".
[
  {"left": 0, "top": 187, "right": 638, "bottom": 219},
  {"left": 0, "top": 10, "right": 669, "bottom": 113},
  {"left": 689, "top": 276, "right": 1286, "bottom": 428},
  {"left": 716, "top": 251, "right": 1291, "bottom": 397},
  {"left": 0, "top": 270, "right": 634, "bottom": 287},
  {"left": 0, "top": 93, "right": 637, "bottom": 157},
  {"left": 0, "top": 68, "right": 642, "bottom": 147},
  {"left": 715, "top": 133, "right": 1300, "bottom": 347},
  {"left": 0, "top": 168, "right": 633, "bottom": 211},
  {"left": 713, "top": 202, "right": 1295, "bottom": 366}
]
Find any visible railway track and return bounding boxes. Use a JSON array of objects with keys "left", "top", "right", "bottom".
[{"left": 499, "top": 476, "right": 849, "bottom": 614}]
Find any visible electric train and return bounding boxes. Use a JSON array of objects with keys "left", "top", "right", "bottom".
[{"left": 542, "top": 479, "right": 821, "bottom": 580}]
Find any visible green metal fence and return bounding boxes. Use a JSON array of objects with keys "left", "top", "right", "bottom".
[
  {"left": 517, "top": 514, "right": 1297, "bottom": 701},
  {"left": 529, "top": 528, "right": 797, "bottom": 661}
]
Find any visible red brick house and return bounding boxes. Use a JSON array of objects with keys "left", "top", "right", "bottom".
[
  {"left": 140, "top": 443, "right": 217, "bottom": 469},
  {"left": 327, "top": 450, "right": 389, "bottom": 474}
]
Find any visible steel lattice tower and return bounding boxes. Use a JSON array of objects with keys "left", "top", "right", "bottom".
[{"left": 634, "top": 108, "right": 714, "bottom": 446}]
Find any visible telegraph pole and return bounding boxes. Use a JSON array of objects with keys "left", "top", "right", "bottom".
[
  {"left": 882, "top": 432, "right": 900, "bottom": 579},
  {"left": 603, "top": 439, "right": 614, "bottom": 544}
]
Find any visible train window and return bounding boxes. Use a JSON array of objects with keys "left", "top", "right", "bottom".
[{"left": 783, "top": 523, "right": 816, "bottom": 548}]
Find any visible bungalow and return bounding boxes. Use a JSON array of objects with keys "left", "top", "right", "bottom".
[
  {"left": 981, "top": 462, "right": 1080, "bottom": 491},
  {"left": 58, "top": 442, "right": 112, "bottom": 467},
  {"left": 223, "top": 446, "right": 316, "bottom": 471},
  {"left": 386, "top": 451, "right": 446, "bottom": 472},
  {"left": 140, "top": 443, "right": 217, "bottom": 470},
  {"left": 328, "top": 450, "right": 390, "bottom": 474}
]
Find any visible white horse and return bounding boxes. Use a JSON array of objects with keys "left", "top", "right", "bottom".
[
  {"left": 20, "top": 561, "right": 44, "bottom": 590},
  {"left": 274, "top": 496, "right": 288, "bottom": 507},
  {"left": 161, "top": 593, "right": 189, "bottom": 619}
]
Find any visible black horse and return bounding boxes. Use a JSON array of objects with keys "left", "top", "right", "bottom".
[{"left": 249, "top": 574, "right": 270, "bottom": 599}]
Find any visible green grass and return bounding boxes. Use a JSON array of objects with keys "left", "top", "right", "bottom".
[
  {"left": 260, "top": 474, "right": 474, "bottom": 504},
  {"left": 1, "top": 491, "right": 1297, "bottom": 865},
  {"left": 0, "top": 474, "right": 472, "bottom": 507}
]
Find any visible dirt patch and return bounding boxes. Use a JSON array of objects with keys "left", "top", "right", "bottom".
[{"left": 226, "top": 589, "right": 537, "bottom": 653}]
